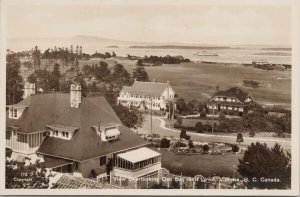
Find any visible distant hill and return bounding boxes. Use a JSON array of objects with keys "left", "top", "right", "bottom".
[{"left": 7, "top": 35, "right": 136, "bottom": 52}]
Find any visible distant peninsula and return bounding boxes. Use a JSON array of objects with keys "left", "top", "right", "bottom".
[
  {"left": 261, "top": 47, "right": 291, "bottom": 51},
  {"left": 106, "top": 45, "right": 119, "bottom": 48}
]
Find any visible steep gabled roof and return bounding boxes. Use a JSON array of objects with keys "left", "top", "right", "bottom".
[
  {"left": 37, "top": 125, "right": 148, "bottom": 161},
  {"left": 6, "top": 93, "right": 148, "bottom": 161},
  {"left": 211, "top": 87, "right": 250, "bottom": 103},
  {"left": 6, "top": 93, "right": 120, "bottom": 133},
  {"left": 121, "top": 81, "right": 171, "bottom": 96}
]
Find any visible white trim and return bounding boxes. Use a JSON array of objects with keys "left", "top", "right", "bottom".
[{"left": 210, "top": 95, "right": 243, "bottom": 104}]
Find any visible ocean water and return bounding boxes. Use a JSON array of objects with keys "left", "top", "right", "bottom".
[
  {"left": 97, "top": 47, "right": 291, "bottom": 65},
  {"left": 8, "top": 42, "right": 291, "bottom": 65}
]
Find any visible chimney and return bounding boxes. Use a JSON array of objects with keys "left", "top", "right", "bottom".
[
  {"left": 23, "top": 82, "right": 35, "bottom": 99},
  {"left": 70, "top": 84, "right": 82, "bottom": 108},
  {"left": 216, "top": 85, "right": 220, "bottom": 92}
]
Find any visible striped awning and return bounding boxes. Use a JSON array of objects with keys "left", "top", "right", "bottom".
[{"left": 105, "top": 128, "right": 120, "bottom": 137}]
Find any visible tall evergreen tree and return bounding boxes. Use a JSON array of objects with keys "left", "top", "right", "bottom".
[
  {"left": 132, "top": 64, "right": 149, "bottom": 82},
  {"left": 238, "top": 142, "right": 291, "bottom": 189},
  {"left": 50, "top": 63, "right": 61, "bottom": 91},
  {"left": 112, "top": 64, "right": 132, "bottom": 87},
  {"left": 6, "top": 56, "right": 23, "bottom": 105}
]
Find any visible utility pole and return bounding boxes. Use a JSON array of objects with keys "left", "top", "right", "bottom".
[
  {"left": 150, "top": 97, "right": 153, "bottom": 135},
  {"left": 212, "top": 106, "right": 215, "bottom": 134}
]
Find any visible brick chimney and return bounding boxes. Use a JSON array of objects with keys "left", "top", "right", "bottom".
[{"left": 70, "top": 84, "right": 81, "bottom": 108}]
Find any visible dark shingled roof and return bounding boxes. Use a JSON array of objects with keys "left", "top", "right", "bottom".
[
  {"left": 6, "top": 93, "right": 148, "bottom": 161},
  {"left": 121, "top": 81, "right": 170, "bottom": 96},
  {"left": 211, "top": 87, "right": 250, "bottom": 103}
]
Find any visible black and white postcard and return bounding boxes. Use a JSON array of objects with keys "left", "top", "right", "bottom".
[{"left": 0, "top": 0, "right": 299, "bottom": 195}]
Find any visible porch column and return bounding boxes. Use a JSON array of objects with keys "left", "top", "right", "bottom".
[{"left": 26, "top": 134, "right": 29, "bottom": 153}]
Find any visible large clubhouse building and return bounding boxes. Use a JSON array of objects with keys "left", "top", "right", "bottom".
[
  {"left": 117, "top": 80, "right": 176, "bottom": 111},
  {"left": 207, "top": 87, "right": 256, "bottom": 116},
  {"left": 6, "top": 84, "right": 162, "bottom": 187}
]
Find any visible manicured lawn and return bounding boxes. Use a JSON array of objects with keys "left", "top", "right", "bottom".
[
  {"left": 76, "top": 59, "right": 290, "bottom": 106},
  {"left": 156, "top": 149, "right": 242, "bottom": 177},
  {"left": 135, "top": 62, "right": 291, "bottom": 107}
]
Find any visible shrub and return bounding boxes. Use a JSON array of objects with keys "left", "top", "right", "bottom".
[
  {"left": 188, "top": 140, "right": 194, "bottom": 148},
  {"left": 200, "top": 112, "right": 206, "bottom": 118},
  {"left": 232, "top": 144, "right": 240, "bottom": 153},
  {"left": 180, "top": 129, "right": 187, "bottom": 139},
  {"left": 195, "top": 122, "right": 204, "bottom": 133},
  {"left": 203, "top": 144, "right": 209, "bottom": 153},
  {"left": 249, "top": 130, "right": 255, "bottom": 137},
  {"left": 160, "top": 138, "right": 171, "bottom": 148},
  {"left": 236, "top": 133, "right": 244, "bottom": 144},
  {"left": 185, "top": 135, "right": 191, "bottom": 140},
  {"left": 170, "top": 178, "right": 180, "bottom": 189}
]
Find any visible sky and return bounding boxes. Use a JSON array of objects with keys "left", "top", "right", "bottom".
[{"left": 6, "top": 3, "right": 291, "bottom": 46}]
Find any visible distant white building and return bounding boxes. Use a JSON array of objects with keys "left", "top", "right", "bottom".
[
  {"left": 23, "top": 82, "right": 35, "bottom": 99},
  {"left": 117, "top": 80, "right": 175, "bottom": 111}
]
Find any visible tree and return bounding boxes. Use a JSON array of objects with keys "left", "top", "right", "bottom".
[
  {"left": 170, "top": 178, "right": 180, "bottom": 189},
  {"left": 160, "top": 138, "right": 170, "bottom": 148},
  {"left": 32, "top": 45, "right": 41, "bottom": 69},
  {"left": 236, "top": 133, "right": 244, "bottom": 144},
  {"left": 195, "top": 179, "right": 205, "bottom": 189},
  {"left": 132, "top": 64, "right": 149, "bottom": 82},
  {"left": 112, "top": 104, "right": 138, "bottom": 128},
  {"left": 49, "top": 63, "right": 61, "bottom": 91},
  {"left": 188, "top": 140, "right": 194, "bottom": 148},
  {"left": 202, "top": 144, "right": 209, "bottom": 153},
  {"left": 112, "top": 64, "right": 132, "bottom": 87},
  {"left": 180, "top": 129, "right": 187, "bottom": 139},
  {"left": 95, "top": 61, "right": 111, "bottom": 81},
  {"left": 6, "top": 57, "right": 24, "bottom": 105},
  {"left": 232, "top": 144, "right": 240, "bottom": 153},
  {"left": 175, "top": 98, "right": 190, "bottom": 115},
  {"left": 6, "top": 161, "right": 49, "bottom": 189},
  {"left": 195, "top": 122, "right": 204, "bottom": 133},
  {"left": 249, "top": 130, "right": 255, "bottom": 137},
  {"left": 238, "top": 142, "right": 291, "bottom": 189}
]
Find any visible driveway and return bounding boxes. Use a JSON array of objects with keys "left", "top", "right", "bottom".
[{"left": 138, "top": 115, "right": 291, "bottom": 150}]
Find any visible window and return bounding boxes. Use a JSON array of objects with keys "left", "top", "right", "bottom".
[
  {"left": 100, "top": 156, "right": 107, "bottom": 166},
  {"left": 62, "top": 131, "right": 66, "bottom": 137},
  {"left": 66, "top": 132, "right": 69, "bottom": 138},
  {"left": 54, "top": 130, "right": 58, "bottom": 136},
  {"left": 13, "top": 109, "right": 17, "bottom": 118},
  {"left": 10, "top": 108, "right": 13, "bottom": 118},
  {"left": 74, "top": 162, "right": 79, "bottom": 170}
]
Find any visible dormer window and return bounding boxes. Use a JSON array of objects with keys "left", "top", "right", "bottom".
[
  {"left": 46, "top": 123, "right": 78, "bottom": 140},
  {"left": 7, "top": 105, "right": 28, "bottom": 119},
  {"left": 93, "top": 123, "right": 121, "bottom": 142}
]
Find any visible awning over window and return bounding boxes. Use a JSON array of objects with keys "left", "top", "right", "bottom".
[
  {"left": 117, "top": 147, "right": 161, "bottom": 163},
  {"left": 105, "top": 127, "right": 120, "bottom": 137},
  {"left": 46, "top": 123, "right": 79, "bottom": 132}
]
